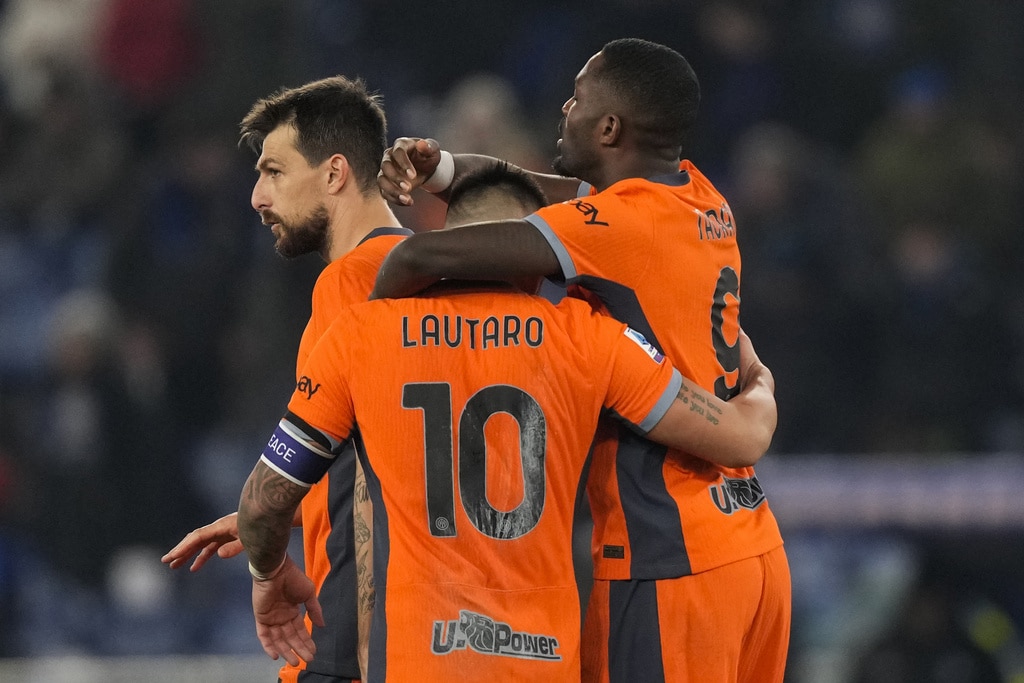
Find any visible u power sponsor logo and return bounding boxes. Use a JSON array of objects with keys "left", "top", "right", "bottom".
[
  {"left": 431, "top": 609, "right": 561, "bottom": 661},
  {"left": 710, "top": 475, "right": 766, "bottom": 514}
]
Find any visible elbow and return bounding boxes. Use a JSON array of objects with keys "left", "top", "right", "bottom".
[
  {"left": 390, "top": 236, "right": 434, "bottom": 275},
  {"left": 729, "top": 377, "right": 777, "bottom": 468},
  {"left": 380, "top": 239, "right": 432, "bottom": 283},
  {"left": 372, "top": 238, "right": 435, "bottom": 298},
  {"left": 731, "top": 412, "right": 776, "bottom": 468},
  {"left": 374, "top": 233, "right": 455, "bottom": 297},
  {"left": 744, "top": 428, "right": 774, "bottom": 468}
]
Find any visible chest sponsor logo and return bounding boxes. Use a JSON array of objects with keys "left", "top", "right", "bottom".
[
  {"left": 296, "top": 375, "right": 321, "bottom": 400},
  {"left": 569, "top": 199, "right": 609, "bottom": 226},
  {"left": 710, "top": 475, "right": 766, "bottom": 514},
  {"left": 431, "top": 609, "right": 561, "bottom": 661}
]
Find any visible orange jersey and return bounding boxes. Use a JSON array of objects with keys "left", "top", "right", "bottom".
[
  {"left": 525, "top": 161, "right": 783, "bottom": 579},
  {"left": 273, "top": 286, "right": 681, "bottom": 682},
  {"left": 285, "top": 227, "right": 411, "bottom": 682}
]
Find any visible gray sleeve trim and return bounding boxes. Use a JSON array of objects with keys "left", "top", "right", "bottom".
[
  {"left": 638, "top": 368, "right": 683, "bottom": 433},
  {"left": 524, "top": 213, "right": 577, "bottom": 281}
]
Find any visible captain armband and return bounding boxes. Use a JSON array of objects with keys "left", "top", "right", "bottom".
[{"left": 260, "top": 418, "right": 336, "bottom": 486}]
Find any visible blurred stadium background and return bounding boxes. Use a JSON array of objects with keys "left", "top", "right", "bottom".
[{"left": 0, "top": 0, "right": 1021, "bottom": 681}]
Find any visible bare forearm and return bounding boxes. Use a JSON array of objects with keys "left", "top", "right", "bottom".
[
  {"left": 354, "top": 461, "right": 374, "bottom": 679},
  {"left": 452, "top": 154, "right": 581, "bottom": 204},
  {"left": 370, "top": 220, "right": 558, "bottom": 300},
  {"left": 238, "top": 462, "right": 305, "bottom": 573},
  {"left": 728, "top": 370, "right": 777, "bottom": 458},
  {"left": 369, "top": 235, "right": 446, "bottom": 299},
  {"left": 686, "top": 370, "right": 775, "bottom": 467},
  {"left": 646, "top": 372, "right": 775, "bottom": 468}
]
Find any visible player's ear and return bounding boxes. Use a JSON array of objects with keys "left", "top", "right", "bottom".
[
  {"left": 326, "top": 153, "right": 350, "bottom": 194},
  {"left": 600, "top": 114, "right": 622, "bottom": 146}
]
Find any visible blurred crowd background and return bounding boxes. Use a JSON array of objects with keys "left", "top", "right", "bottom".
[{"left": 0, "top": 0, "right": 1021, "bottom": 680}]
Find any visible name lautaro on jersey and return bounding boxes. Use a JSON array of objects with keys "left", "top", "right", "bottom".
[{"left": 402, "top": 314, "right": 544, "bottom": 350}]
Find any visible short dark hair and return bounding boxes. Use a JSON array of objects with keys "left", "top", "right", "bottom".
[
  {"left": 448, "top": 162, "right": 548, "bottom": 216},
  {"left": 598, "top": 38, "right": 700, "bottom": 152},
  {"left": 239, "top": 75, "right": 387, "bottom": 193}
]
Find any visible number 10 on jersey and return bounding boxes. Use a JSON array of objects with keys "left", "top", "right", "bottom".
[{"left": 403, "top": 382, "right": 548, "bottom": 541}]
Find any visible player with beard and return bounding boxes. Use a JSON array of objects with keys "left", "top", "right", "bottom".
[
  {"left": 163, "top": 75, "right": 412, "bottom": 683},
  {"left": 375, "top": 38, "right": 789, "bottom": 683},
  {"left": 236, "top": 162, "right": 778, "bottom": 681}
]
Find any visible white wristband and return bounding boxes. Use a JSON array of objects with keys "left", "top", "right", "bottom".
[
  {"left": 249, "top": 558, "right": 286, "bottom": 582},
  {"left": 421, "top": 150, "right": 454, "bottom": 193}
]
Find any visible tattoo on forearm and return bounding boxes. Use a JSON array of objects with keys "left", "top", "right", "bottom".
[
  {"left": 355, "top": 477, "right": 370, "bottom": 504},
  {"left": 240, "top": 463, "right": 304, "bottom": 571},
  {"left": 355, "top": 509, "right": 371, "bottom": 545},
  {"left": 354, "top": 462, "right": 376, "bottom": 617},
  {"left": 246, "top": 463, "right": 307, "bottom": 514},
  {"left": 677, "top": 380, "right": 722, "bottom": 426},
  {"left": 355, "top": 499, "right": 376, "bottom": 676},
  {"left": 356, "top": 537, "right": 375, "bottom": 614}
]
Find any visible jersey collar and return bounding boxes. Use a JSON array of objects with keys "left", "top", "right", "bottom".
[
  {"left": 358, "top": 226, "right": 414, "bottom": 246},
  {"left": 647, "top": 170, "right": 691, "bottom": 187}
]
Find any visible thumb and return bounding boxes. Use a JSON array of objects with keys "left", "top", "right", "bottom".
[
  {"left": 306, "top": 593, "right": 325, "bottom": 628},
  {"left": 416, "top": 138, "right": 441, "bottom": 156}
]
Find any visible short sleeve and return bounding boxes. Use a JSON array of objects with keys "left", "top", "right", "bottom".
[
  {"left": 287, "top": 311, "right": 357, "bottom": 443},
  {"left": 599, "top": 319, "right": 682, "bottom": 433},
  {"left": 523, "top": 187, "right": 653, "bottom": 283}
]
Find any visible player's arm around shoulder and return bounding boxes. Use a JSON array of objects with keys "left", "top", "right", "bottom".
[
  {"left": 646, "top": 330, "right": 776, "bottom": 468},
  {"left": 370, "top": 219, "right": 560, "bottom": 299}
]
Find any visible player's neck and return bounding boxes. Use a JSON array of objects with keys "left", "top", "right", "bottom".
[
  {"left": 325, "top": 194, "right": 402, "bottom": 262},
  {"left": 593, "top": 151, "right": 680, "bottom": 192}
]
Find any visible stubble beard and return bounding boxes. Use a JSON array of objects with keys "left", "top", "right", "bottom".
[
  {"left": 552, "top": 119, "right": 574, "bottom": 178},
  {"left": 551, "top": 154, "right": 573, "bottom": 178},
  {"left": 268, "top": 205, "right": 331, "bottom": 259},
  {"left": 551, "top": 132, "right": 593, "bottom": 181}
]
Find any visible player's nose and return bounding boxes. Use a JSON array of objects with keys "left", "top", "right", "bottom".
[{"left": 251, "top": 177, "right": 269, "bottom": 212}]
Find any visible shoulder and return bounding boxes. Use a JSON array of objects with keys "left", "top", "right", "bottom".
[
  {"left": 359, "top": 229, "right": 411, "bottom": 252},
  {"left": 554, "top": 297, "right": 622, "bottom": 342},
  {"left": 311, "top": 247, "right": 387, "bottom": 314},
  {"left": 348, "top": 231, "right": 410, "bottom": 268},
  {"left": 678, "top": 160, "right": 729, "bottom": 199},
  {"left": 531, "top": 190, "right": 632, "bottom": 229}
]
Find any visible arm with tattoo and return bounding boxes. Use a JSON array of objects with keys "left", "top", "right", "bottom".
[
  {"left": 237, "top": 460, "right": 324, "bottom": 666},
  {"left": 238, "top": 460, "right": 306, "bottom": 574},
  {"left": 354, "top": 459, "right": 374, "bottom": 680},
  {"left": 646, "top": 330, "right": 776, "bottom": 468}
]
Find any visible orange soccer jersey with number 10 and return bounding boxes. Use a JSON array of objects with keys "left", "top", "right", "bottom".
[
  {"left": 282, "top": 227, "right": 411, "bottom": 683},
  {"left": 525, "top": 160, "right": 784, "bottom": 580},
  {"left": 281, "top": 285, "right": 681, "bottom": 682}
]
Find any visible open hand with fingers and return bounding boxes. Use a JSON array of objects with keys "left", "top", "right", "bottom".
[
  {"left": 161, "top": 512, "right": 244, "bottom": 571},
  {"left": 251, "top": 555, "right": 325, "bottom": 667}
]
